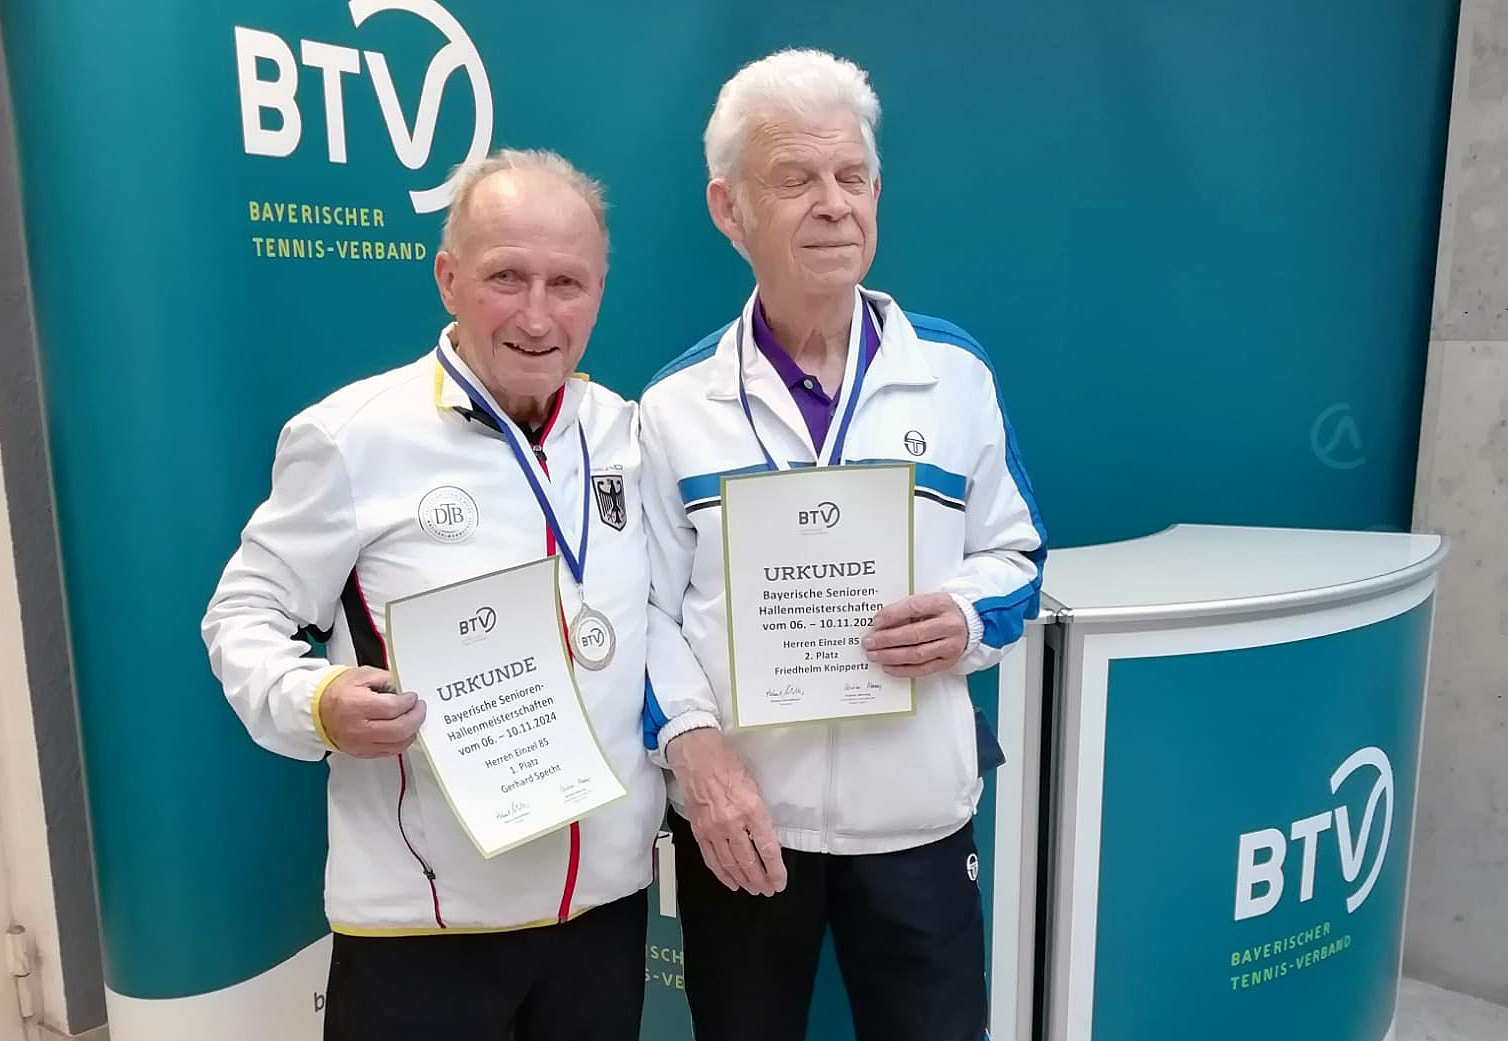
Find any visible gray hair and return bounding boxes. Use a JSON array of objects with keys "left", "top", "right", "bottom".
[
  {"left": 441, "top": 148, "right": 609, "bottom": 258},
  {"left": 703, "top": 49, "right": 881, "bottom": 186}
]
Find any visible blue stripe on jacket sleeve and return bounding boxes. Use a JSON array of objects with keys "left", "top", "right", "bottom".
[
  {"left": 642, "top": 677, "right": 669, "bottom": 751},
  {"left": 915, "top": 462, "right": 968, "bottom": 503},
  {"left": 677, "top": 463, "right": 776, "bottom": 506},
  {"left": 1002, "top": 414, "right": 1048, "bottom": 555},
  {"left": 975, "top": 584, "right": 1042, "bottom": 649},
  {"left": 906, "top": 311, "right": 1048, "bottom": 651},
  {"left": 906, "top": 311, "right": 1048, "bottom": 553},
  {"left": 849, "top": 459, "right": 967, "bottom": 503}
]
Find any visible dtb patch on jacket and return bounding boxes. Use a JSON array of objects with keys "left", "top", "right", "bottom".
[{"left": 592, "top": 474, "right": 626, "bottom": 531}]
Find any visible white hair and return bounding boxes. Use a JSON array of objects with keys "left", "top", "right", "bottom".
[
  {"left": 441, "top": 148, "right": 608, "bottom": 257},
  {"left": 703, "top": 48, "right": 881, "bottom": 187}
]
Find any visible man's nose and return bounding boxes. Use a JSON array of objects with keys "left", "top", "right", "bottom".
[
  {"left": 519, "top": 280, "right": 551, "bottom": 337},
  {"left": 811, "top": 174, "right": 851, "bottom": 220}
]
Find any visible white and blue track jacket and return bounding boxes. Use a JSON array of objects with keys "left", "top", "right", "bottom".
[
  {"left": 640, "top": 287, "right": 1047, "bottom": 855},
  {"left": 203, "top": 329, "right": 664, "bottom": 934}
]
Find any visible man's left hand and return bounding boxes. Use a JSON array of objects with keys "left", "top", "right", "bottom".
[{"left": 862, "top": 592, "right": 968, "bottom": 677}]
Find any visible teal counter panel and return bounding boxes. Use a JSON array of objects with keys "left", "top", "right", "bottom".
[{"left": 1089, "top": 599, "right": 1432, "bottom": 1041}]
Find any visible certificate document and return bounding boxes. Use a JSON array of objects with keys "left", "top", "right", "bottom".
[
  {"left": 385, "top": 557, "right": 626, "bottom": 858},
  {"left": 722, "top": 464, "right": 915, "bottom": 729}
]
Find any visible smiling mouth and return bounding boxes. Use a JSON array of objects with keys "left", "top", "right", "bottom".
[{"left": 504, "top": 340, "right": 557, "bottom": 356}]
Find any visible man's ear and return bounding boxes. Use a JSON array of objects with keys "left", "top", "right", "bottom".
[
  {"left": 434, "top": 248, "right": 459, "bottom": 315},
  {"left": 707, "top": 179, "right": 747, "bottom": 250}
]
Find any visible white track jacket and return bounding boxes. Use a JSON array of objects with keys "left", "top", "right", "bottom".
[
  {"left": 640, "top": 288, "right": 1046, "bottom": 855},
  {"left": 203, "top": 329, "right": 664, "bottom": 934}
]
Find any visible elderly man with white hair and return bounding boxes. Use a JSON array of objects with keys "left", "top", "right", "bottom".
[
  {"left": 202, "top": 149, "right": 664, "bottom": 1041},
  {"left": 639, "top": 50, "right": 1047, "bottom": 1041}
]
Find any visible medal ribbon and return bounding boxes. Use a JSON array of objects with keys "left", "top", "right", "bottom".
[
  {"left": 735, "top": 296, "right": 878, "bottom": 470},
  {"left": 435, "top": 348, "right": 591, "bottom": 585}
]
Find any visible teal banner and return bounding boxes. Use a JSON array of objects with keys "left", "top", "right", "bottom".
[
  {"left": 0, "top": 0, "right": 1455, "bottom": 1033},
  {"left": 1093, "top": 600, "right": 1433, "bottom": 1040}
]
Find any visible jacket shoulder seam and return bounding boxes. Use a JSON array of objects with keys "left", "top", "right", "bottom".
[
  {"left": 318, "top": 364, "right": 430, "bottom": 440},
  {"left": 905, "top": 311, "right": 993, "bottom": 369}
]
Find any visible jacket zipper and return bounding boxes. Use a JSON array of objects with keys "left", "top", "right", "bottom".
[
  {"left": 348, "top": 570, "right": 445, "bottom": 929},
  {"left": 397, "top": 754, "right": 445, "bottom": 927}
]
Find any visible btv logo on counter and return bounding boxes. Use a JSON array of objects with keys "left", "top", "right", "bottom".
[
  {"left": 458, "top": 606, "right": 496, "bottom": 640},
  {"left": 1233, "top": 746, "right": 1394, "bottom": 921},
  {"left": 797, "top": 501, "right": 841, "bottom": 530},
  {"left": 234, "top": 0, "right": 492, "bottom": 213}
]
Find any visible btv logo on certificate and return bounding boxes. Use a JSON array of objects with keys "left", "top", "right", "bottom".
[
  {"left": 797, "top": 501, "right": 841, "bottom": 530},
  {"left": 458, "top": 606, "right": 497, "bottom": 641}
]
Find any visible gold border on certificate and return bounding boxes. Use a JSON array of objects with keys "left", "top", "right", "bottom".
[
  {"left": 385, "top": 555, "right": 627, "bottom": 859},
  {"left": 721, "top": 463, "right": 917, "bottom": 730}
]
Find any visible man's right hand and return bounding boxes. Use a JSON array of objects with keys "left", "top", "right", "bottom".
[
  {"left": 318, "top": 666, "right": 426, "bottom": 758},
  {"left": 666, "top": 728, "right": 787, "bottom": 897}
]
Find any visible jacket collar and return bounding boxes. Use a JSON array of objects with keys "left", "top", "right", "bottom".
[
  {"left": 704, "top": 285, "right": 938, "bottom": 404},
  {"left": 431, "top": 324, "right": 586, "bottom": 445}
]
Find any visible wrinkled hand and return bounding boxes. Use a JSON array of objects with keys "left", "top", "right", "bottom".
[
  {"left": 666, "top": 728, "right": 787, "bottom": 896},
  {"left": 319, "top": 666, "right": 426, "bottom": 758},
  {"left": 863, "top": 592, "right": 968, "bottom": 677}
]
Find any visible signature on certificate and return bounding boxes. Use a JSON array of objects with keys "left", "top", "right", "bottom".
[
  {"left": 559, "top": 779, "right": 594, "bottom": 805},
  {"left": 841, "top": 679, "right": 882, "bottom": 703},
  {"left": 497, "top": 800, "right": 529, "bottom": 821},
  {"left": 764, "top": 684, "right": 803, "bottom": 703}
]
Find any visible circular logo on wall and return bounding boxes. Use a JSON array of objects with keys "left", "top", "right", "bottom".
[
  {"left": 1310, "top": 402, "right": 1366, "bottom": 471},
  {"left": 417, "top": 486, "right": 479, "bottom": 543}
]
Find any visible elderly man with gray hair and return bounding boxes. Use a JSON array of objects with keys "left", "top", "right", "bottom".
[
  {"left": 640, "top": 50, "right": 1047, "bottom": 1041},
  {"left": 203, "top": 149, "right": 664, "bottom": 1041}
]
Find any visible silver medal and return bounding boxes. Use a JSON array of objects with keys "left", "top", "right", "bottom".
[{"left": 569, "top": 605, "right": 616, "bottom": 671}]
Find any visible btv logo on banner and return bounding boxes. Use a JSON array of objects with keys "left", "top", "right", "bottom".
[
  {"left": 1234, "top": 746, "right": 1394, "bottom": 921},
  {"left": 234, "top": 0, "right": 492, "bottom": 213}
]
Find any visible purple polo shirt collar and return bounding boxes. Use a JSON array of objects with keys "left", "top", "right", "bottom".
[{"left": 751, "top": 293, "right": 879, "bottom": 451}]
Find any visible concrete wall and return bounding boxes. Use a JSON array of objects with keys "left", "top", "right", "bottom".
[
  {"left": 0, "top": 29, "right": 105, "bottom": 1034},
  {"left": 1407, "top": 0, "right": 1508, "bottom": 1007}
]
